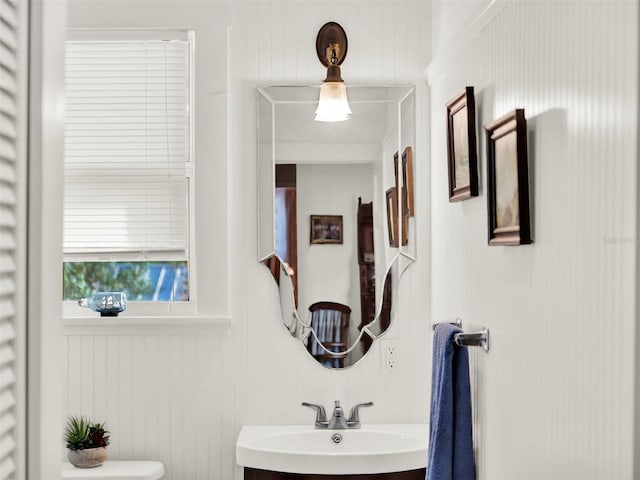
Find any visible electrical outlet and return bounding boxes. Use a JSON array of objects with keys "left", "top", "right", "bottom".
[{"left": 381, "top": 339, "right": 400, "bottom": 374}]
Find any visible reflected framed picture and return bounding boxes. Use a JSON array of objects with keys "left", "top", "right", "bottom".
[
  {"left": 446, "top": 87, "right": 478, "bottom": 202},
  {"left": 393, "top": 151, "right": 400, "bottom": 192},
  {"left": 386, "top": 188, "right": 397, "bottom": 247},
  {"left": 310, "top": 215, "right": 343, "bottom": 244},
  {"left": 402, "top": 146, "right": 414, "bottom": 217},
  {"left": 484, "top": 109, "right": 532, "bottom": 246},
  {"left": 385, "top": 187, "right": 407, "bottom": 248}
]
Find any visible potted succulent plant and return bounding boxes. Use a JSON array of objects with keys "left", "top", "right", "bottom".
[{"left": 64, "top": 415, "right": 110, "bottom": 468}]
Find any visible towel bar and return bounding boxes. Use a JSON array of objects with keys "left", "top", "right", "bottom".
[
  {"left": 432, "top": 318, "right": 490, "bottom": 352},
  {"left": 454, "top": 327, "right": 489, "bottom": 352},
  {"left": 432, "top": 318, "right": 462, "bottom": 331}
]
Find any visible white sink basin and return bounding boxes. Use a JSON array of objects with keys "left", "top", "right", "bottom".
[{"left": 236, "top": 424, "right": 428, "bottom": 475}]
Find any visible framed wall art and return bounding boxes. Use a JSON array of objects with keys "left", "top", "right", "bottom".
[
  {"left": 402, "top": 146, "right": 414, "bottom": 217},
  {"left": 446, "top": 87, "right": 478, "bottom": 202},
  {"left": 393, "top": 151, "right": 400, "bottom": 192},
  {"left": 385, "top": 187, "right": 408, "bottom": 248},
  {"left": 484, "top": 109, "right": 532, "bottom": 246},
  {"left": 386, "top": 188, "right": 397, "bottom": 247},
  {"left": 310, "top": 215, "right": 343, "bottom": 244}
]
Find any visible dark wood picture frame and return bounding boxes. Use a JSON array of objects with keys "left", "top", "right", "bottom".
[
  {"left": 484, "top": 109, "right": 532, "bottom": 246},
  {"left": 385, "top": 187, "right": 407, "bottom": 248},
  {"left": 310, "top": 215, "right": 343, "bottom": 244},
  {"left": 401, "top": 200, "right": 408, "bottom": 246},
  {"left": 393, "top": 151, "right": 400, "bottom": 192},
  {"left": 446, "top": 87, "right": 478, "bottom": 202},
  {"left": 386, "top": 188, "right": 397, "bottom": 247},
  {"left": 402, "top": 146, "right": 414, "bottom": 217}
]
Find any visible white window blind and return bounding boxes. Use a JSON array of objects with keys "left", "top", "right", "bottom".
[
  {"left": 0, "top": 0, "right": 24, "bottom": 477},
  {"left": 64, "top": 37, "right": 191, "bottom": 261}
]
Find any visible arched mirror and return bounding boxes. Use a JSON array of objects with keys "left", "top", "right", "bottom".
[{"left": 258, "top": 85, "right": 416, "bottom": 368}]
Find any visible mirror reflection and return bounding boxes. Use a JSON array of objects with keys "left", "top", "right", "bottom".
[{"left": 258, "top": 85, "right": 416, "bottom": 368}]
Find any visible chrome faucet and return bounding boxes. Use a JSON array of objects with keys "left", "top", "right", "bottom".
[{"left": 302, "top": 400, "right": 373, "bottom": 429}]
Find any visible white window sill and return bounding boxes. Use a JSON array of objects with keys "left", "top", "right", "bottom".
[{"left": 62, "top": 315, "right": 232, "bottom": 336}]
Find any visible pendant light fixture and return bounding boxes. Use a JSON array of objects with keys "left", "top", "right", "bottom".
[{"left": 314, "top": 22, "right": 352, "bottom": 122}]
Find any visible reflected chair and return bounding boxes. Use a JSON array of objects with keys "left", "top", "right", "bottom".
[{"left": 306, "top": 302, "right": 352, "bottom": 368}]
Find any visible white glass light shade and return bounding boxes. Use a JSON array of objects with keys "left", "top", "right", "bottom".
[{"left": 314, "top": 82, "right": 352, "bottom": 122}]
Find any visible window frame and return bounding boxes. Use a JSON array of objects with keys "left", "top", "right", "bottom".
[{"left": 62, "top": 28, "right": 198, "bottom": 319}]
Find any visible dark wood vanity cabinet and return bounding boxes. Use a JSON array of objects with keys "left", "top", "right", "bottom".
[{"left": 244, "top": 467, "right": 426, "bottom": 480}]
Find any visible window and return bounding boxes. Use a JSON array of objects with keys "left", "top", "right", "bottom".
[{"left": 63, "top": 31, "right": 194, "bottom": 307}]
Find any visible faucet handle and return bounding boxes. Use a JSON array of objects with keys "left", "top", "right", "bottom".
[
  {"left": 302, "top": 402, "right": 328, "bottom": 427},
  {"left": 347, "top": 402, "right": 373, "bottom": 428}
]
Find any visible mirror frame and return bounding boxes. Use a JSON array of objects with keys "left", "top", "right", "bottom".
[{"left": 257, "top": 85, "right": 416, "bottom": 368}]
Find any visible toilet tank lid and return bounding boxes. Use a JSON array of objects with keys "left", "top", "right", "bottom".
[{"left": 62, "top": 461, "right": 165, "bottom": 480}]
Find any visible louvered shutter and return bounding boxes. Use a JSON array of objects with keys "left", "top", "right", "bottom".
[
  {"left": 0, "top": 0, "right": 26, "bottom": 477},
  {"left": 63, "top": 38, "right": 190, "bottom": 261}
]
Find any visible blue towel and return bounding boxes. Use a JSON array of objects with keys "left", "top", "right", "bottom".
[{"left": 426, "top": 324, "right": 475, "bottom": 480}]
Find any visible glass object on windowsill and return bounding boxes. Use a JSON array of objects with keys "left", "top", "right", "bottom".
[{"left": 78, "top": 292, "right": 127, "bottom": 317}]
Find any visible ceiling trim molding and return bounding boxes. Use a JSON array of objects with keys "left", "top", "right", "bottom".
[{"left": 425, "top": 0, "right": 512, "bottom": 86}]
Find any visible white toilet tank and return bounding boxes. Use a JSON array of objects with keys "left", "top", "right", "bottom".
[{"left": 62, "top": 461, "right": 164, "bottom": 480}]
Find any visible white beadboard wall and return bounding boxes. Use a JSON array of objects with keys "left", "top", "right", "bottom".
[
  {"left": 429, "top": 1, "right": 638, "bottom": 479},
  {"left": 65, "top": 2, "right": 432, "bottom": 480},
  {"left": 65, "top": 332, "right": 233, "bottom": 479}
]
